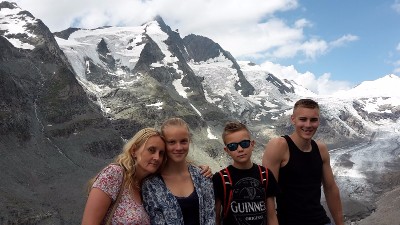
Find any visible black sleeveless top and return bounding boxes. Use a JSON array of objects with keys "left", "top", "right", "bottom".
[
  {"left": 276, "top": 135, "right": 331, "bottom": 225},
  {"left": 176, "top": 189, "right": 200, "bottom": 225}
]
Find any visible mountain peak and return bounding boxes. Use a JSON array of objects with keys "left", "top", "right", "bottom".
[
  {"left": 333, "top": 74, "right": 400, "bottom": 98},
  {"left": 0, "top": 1, "right": 38, "bottom": 49},
  {"left": 0, "top": 1, "right": 18, "bottom": 9}
]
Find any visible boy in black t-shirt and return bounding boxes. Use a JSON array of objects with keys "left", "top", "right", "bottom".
[{"left": 212, "top": 121, "right": 279, "bottom": 225}]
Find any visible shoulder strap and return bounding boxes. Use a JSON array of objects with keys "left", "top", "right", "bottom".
[
  {"left": 219, "top": 167, "right": 233, "bottom": 218},
  {"left": 104, "top": 165, "right": 125, "bottom": 225},
  {"left": 257, "top": 165, "right": 268, "bottom": 191}
]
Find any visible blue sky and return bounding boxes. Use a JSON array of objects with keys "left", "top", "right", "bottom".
[
  {"left": 276, "top": 1, "right": 400, "bottom": 84},
  {"left": 12, "top": 0, "right": 400, "bottom": 94}
]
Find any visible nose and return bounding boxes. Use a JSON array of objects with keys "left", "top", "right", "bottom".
[
  {"left": 175, "top": 143, "right": 184, "bottom": 150},
  {"left": 153, "top": 152, "right": 160, "bottom": 161}
]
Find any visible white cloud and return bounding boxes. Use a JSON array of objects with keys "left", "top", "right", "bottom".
[
  {"left": 392, "top": 0, "right": 400, "bottom": 13},
  {"left": 329, "top": 34, "right": 359, "bottom": 48},
  {"left": 260, "top": 61, "right": 352, "bottom": 95}
]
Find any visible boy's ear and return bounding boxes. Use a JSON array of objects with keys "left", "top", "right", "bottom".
[
  {"left": 223, "top": 146, "right": 230, "bottom": 154},
  {"left": 290, "top": 114, "right": 295, "bottom": 125},
  {"left": 251, "top": 140, "right": 255, "bottom": 147}
]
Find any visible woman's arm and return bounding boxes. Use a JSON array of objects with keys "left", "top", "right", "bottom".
[
  {"left": 81, "top": 188, "right": 111, "bottom": 225},
  {"left": 81, "top": 164, "right": 123, "bottom": 225}
]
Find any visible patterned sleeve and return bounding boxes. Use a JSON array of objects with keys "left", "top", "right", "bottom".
[
  {"left": 203, "top": 175, "right": 216, "bottom": 225},
  {"left": 191, "top": 165, "right": 216, "bottom": 225},
  {"left": 142, "top": 176, "right": 167, "bottom": 225},
  {"left": 92, "top": 164, "right": 123, "bottom": 201}
]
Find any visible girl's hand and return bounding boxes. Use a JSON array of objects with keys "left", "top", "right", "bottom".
[{"left": 199, "top": 165, "right": 212, "bottom": 178}]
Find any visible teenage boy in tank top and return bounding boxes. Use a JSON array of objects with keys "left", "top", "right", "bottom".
[
  {"left": 262, "top": 99, "right": 344, "bottom": 225},
  {"left": 212, "top": 121, "right": 279, "bottom": 225}
]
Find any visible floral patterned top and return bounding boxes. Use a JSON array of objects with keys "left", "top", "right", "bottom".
[
  {"left": 93, "top": 164, "right": 150, "bottom": 225},
  {"left": 142, "top": 164, "right": 216, "bottom": 225}
]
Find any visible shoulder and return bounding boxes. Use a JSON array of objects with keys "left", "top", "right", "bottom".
[
  {"left": 264, "top": 136, "right": 289, "bottom": 158},
  {"left": 315, "top": 140, "right": 330, "bottom": 162},
  {"left": 266, "top": 136, "right": 288, "bottom": 150},
  {"left": 103, "top": 163, "right": 123, "bottom": 175},
  {"left": 212, "top": 167, "right": 227, "bottom": 185},
  {"left": 142, "top": 174, "right": 162, "bottom": 186},
  {"left": 92, "top": 164, "right": 124, "bottom": 200},
  {"left": 96, "top": 164, "right": 124, "bottom": 183}
]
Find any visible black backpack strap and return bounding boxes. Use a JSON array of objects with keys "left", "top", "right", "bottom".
[
  {"left": 219, "top": 167, "right": 233, "bottom": 218},
  {"left": 257, "top": 165, "right": 268, "bottom": 191}
]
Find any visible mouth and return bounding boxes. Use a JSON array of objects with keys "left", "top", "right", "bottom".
[
  {"left": 148, "top": 162, "right": 159, "bottom": 167},
  {"left": 302, "top": 129, "right": 314, "bottom": 134}
]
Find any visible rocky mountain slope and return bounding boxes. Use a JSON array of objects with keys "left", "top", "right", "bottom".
[{"left": 1, "top": 1, "right": 400, "bottom": 224}]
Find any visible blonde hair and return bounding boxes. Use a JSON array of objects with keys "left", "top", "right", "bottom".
[
  {"left": 222, "top": 121, "right": 251, "bottom": 144},
  {"left": 87, "top": 127, "right": 164, "bottom": 193},
  {"left": 160, "top": 117, "right": 190, "bottom": 137}
]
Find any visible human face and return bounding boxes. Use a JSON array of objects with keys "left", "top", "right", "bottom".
[
  {"left": 224, "top": 130, "right": 254, "bottom": 169},
  {"left": 134, "top": 136, "right": 165, "bottom": 176},
  {"left": 291, "top": 106, "right": 320, "bottom": 140},
  {"left": 163, "top": 125, "right": 190, "bottom": 163}
]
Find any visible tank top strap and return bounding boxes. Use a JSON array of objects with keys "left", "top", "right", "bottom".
[{"left": 282, "top": 135, "right": 296, "bottom": 153}]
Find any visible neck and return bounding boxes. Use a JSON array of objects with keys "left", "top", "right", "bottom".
[
  {"left": 163, "top": 160, "right": 188, "bottom": 175},
  {"left": 232, "top": 160, "right": 253, "bottom": 170},
  {"left": 290, "top": 133, "right": 312, "bottom": 151},
  {"left": 134, "top": 167, "right": 148, "bottom": 184}
]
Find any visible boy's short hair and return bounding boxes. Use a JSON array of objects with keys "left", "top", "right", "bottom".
[
  {"left": 222, "top": 121, "right": 251, "bottom": 144},
  {"left": 293, "top": 99, "right": 320, "bottom": 112}
]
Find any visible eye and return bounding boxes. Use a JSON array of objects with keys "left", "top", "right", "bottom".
[
  {"left": 166, "top": 140, "right": 176, "bottom": 145},
  {"left": 148, "top": 147, "right": 156, "bottom": 153}
]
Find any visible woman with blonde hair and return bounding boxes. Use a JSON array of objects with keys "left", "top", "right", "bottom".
[
  {"left": 142, "top": 118, "right": 216, "bottom": 225},
  {"left": 82, "top": 127, "right": 166, "bottom": 225}
]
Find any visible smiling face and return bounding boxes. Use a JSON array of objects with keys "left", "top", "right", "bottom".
[
  {"left": 224, "top": 129, "right": 254, "bottom": 169},
  {"left": 291, "top": 106, "right": 320, "bottom": 141},
  {"left": 162, "top": 125, "right": 190, "bottom": 164},
  {"left": 133, "top": 135, "right": 165, "bottom": 176}
]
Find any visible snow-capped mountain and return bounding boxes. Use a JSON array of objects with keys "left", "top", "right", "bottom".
[
  {"left": 1, "top": 1, "right": 400, "bottom": 224},
  {"left": 54, "top": 16, "right": 400, "bottom": 150}
]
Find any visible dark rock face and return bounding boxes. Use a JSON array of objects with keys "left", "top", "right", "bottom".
[
  {"left": 53, "top": 27, "right": 80, "bottom": 40},
  {"left": 183, "top": 34, "right": 221, "bottom": 62},
  {"left": 0, "top": 6, "right": 123, "bottom": 224},
  {"left": 266, "top": 73, "right": 295, "bottom": 94}
]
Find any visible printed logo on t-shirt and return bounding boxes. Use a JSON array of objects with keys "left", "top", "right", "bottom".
[{"left": 230, "top": 177, "right": 266, "bottom": 225}]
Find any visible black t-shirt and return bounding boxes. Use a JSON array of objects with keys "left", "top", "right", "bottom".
[{"left": 212, "top": 163, "right": 278, "bottom": 225}]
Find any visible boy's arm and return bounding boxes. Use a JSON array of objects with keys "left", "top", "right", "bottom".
[
  {"left": 266, "top": 197, "right": 278, "bottom": 225},
  {"left": 319, "top": 141, "right": 344, "bottom": 225},
  {"left": 262, "top": 137, "right": 287, "bottom": 181}
]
